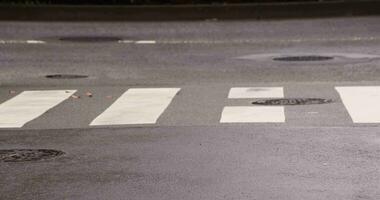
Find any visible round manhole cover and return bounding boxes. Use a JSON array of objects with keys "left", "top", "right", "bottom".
[
  {"left": 273, "top": 55, "right": 334, "bottom": 62},
  {"left": 45, "top": 74, "right": 88, "bottom": 79},
  {"left": 0, "top": 149, "right": 64, "bottom": 162},
  {"left": 252, "top": 98, "right": 333, "bottom": 105},
  {"left": 59, "top": 36, "right": 122, "bottom": 43}
]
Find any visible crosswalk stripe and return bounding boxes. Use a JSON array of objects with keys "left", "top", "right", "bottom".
[
  {"left": 221, "top": 87, "right": 285, "bottom": 123},
  {"left": 336, "top": 86, "right": 380, "bottom": 123},
  {"left": 228, "top": 87, "right": 284, "bottom": 98},
  {"left": 220, "top": 106, "right": 285, "bottom": 123},
  {"left": 0, "top": 90, "right": 76, "bottom": 128},
  {"left": 90, "top": 88, "right": 180, "bottom": 126}
]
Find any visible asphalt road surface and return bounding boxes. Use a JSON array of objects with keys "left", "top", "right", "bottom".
[{"left": 1, "top": 16, "right": 380, "bottom": 200}]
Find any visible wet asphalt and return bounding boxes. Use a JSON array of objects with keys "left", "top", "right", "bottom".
[{"left": 1, "top": 16, "right": 380, "bottom": 200}]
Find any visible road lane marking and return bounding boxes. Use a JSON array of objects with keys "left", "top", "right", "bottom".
[
  {"left": 336, "top": 86, "right": 380, "bottom": 123},
  {"left": 220, "top": 106, "right": 285, "bottom": 123},
  {"left": 0, "top": 90, "right": 76, "bottom": 128},
  {"left": 118, "top": 40, "right": 134, "bottom": 44},
  {"left": 135, "top": 40, "right": 157, "bottom": 44},
  {"left": 118, "top": 40, "right": 157, "bottom": 44},
  {"left": 26, "top": 40, "right": 46, "bottom": 44},
  {"left": 221, "top": 87, "right": 285, "bottom": 123},
  {"left": 1, "top": 36, "right": 380, "bottom": 45},
  {"left": 228, "top": 87, "right": 284, "bottom": 98},
  {"left": 90, "top": 88, "right": 180, "bottom": 126},
  {"left": 0, "top": 40, "right": 45, "bottom": 44}
]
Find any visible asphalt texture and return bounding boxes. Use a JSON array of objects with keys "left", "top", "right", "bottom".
[{"left": 1, "top": 16, "right": 380, "bottom": 200}]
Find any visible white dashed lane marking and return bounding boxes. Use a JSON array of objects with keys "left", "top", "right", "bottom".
[
  {"left": 90, "top": 88, "right": 180, "bottom": 126},
  {"left": 118, "top": 40, "right": 157, "bottom": 44},
  {"left": 336, "top": 86, "right": 380, "bottom": 123},
  {"left": 221, "top": 87, "right": 285, "bottom": 123},
  {"left": 0, "top": 40, "right": 45, "bottom": 44},
  {"left": 0, "top": 90, "right": 76, "bottom": 128},
  {"left": 134, "top": 40, "right": 157, "bottom": 44}
]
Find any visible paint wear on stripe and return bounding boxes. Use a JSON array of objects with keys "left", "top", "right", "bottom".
[
  {"left": 221, "top": 87, "right": 285, "bottom": 123},
  {"left": 228, "top": 87, "right": 284, "bottom": 98}
]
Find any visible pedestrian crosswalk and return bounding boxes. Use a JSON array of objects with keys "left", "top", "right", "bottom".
[{"left": 1, "top": 86, "right": 380, "bottom": 129}]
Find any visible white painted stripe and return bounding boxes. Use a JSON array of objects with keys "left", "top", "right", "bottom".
[
  {"left": 220, "top": 106, "right": 285, "bottom": 123},
  {"left": 336, "top": 86, "right": 380, "bottom": 123},
  {"left": 135, "top": 40, "right": 157, "bottom": 44},
  {"left": 0, "top": 90, "right": 76, "bottom": 128},
  {"left": 0, "top": 40, "right": 45, "bottom": 44},
  {"left": 118, "top": 40, "right": 157, "bottom": 44},
  {"left": 26, "top": 40, "right": 46, "bottom": 44},
  {"left": 90, "top": 88, "right": 180, "bottom": 126},
  {"left": 118, "top": 40, "right": 134, "bottom": 44},
  {"left": 228, "top": 87, "right": 284, "bottom": 99}
]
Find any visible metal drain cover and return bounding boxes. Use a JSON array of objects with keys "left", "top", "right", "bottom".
[
  {"left": 0, "top": 149, "right": 64, "bottom": 162},
  {"left": 252, "top": 98, "right": 333, "bottom": 105},
  {"left": 273, "top": 55, "right": 334, "bottom": 62},
  {"left": 45, "top": 74, "right": 88, "bottom": 79},
  {"left": 59, "top": 36, "right": 122, "bottom": 43}
]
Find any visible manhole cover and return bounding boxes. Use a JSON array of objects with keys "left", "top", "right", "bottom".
[
  {"left": 45, "top": 74, "right": 88, "bottom": 79},
  {"left": 0, "top": 149, "right": 64, "bottom": 162},
  {"left": 273, "top": 55, "right": 334, "bottom": 62},
  {"left": 252, "top": 98, "right": 333, "bottom": 105},
  {"left": 59, "top": 36, "right": 122, "bottom": 43}
]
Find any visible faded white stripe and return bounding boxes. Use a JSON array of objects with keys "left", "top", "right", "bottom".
[
  {"left": 228, "top": 87, "right": 284, "bottom": 98},
  {"left": 26, "top": 40, "right": 46, "bottom": 44},
  {"left": 118, "top": 40, "right": 157, "bottom": 44},
  {"left": 220, "top": 106, "right": 285, "bottom": 123},
  {"left": 135, "top": 40, "right": 157, "bottom": 44},
  {"left": 0, "top": 90, "right": 76, "bottom": 128},
  {"left": 118, "top": 40, "right": 134, "bottom": 44},
  {"left": 90, "top": 88, "right": 180, "bottom": 126},
  {"left": 336, "top": 86, "right": 380, "bottom": 123},
  {"left": 0, "top": 40, "right": 45, "bottom": 44}
]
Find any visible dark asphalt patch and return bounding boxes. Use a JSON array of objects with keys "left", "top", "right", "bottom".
[
  {"left": 0, "top": 149, "right": 64, "bottom": 162},
  {"left": 273, "top": 55, "right": 334, "bottom": 62},
  {"left": 252, "top": 98, "right": 333, "bottom": 105},
  {"left": 45, "top": 74, "right": 88, "bottom": 79},
  {"left": 58, "top": 36, "right": 122, "bottom": 43}
]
